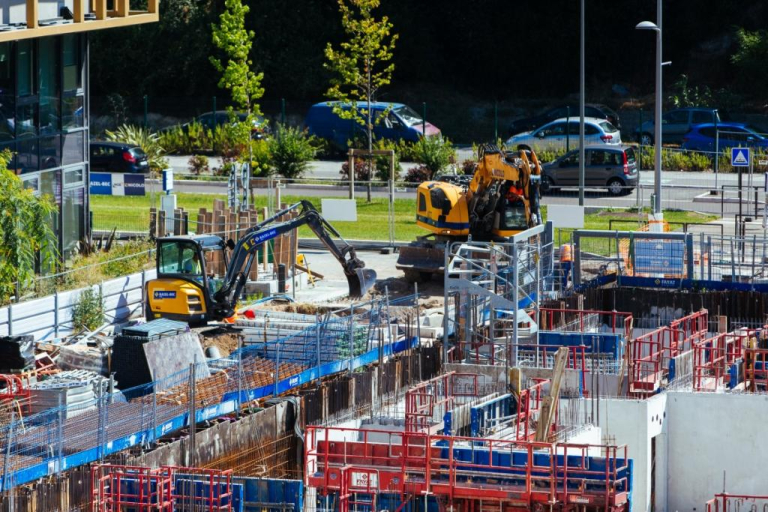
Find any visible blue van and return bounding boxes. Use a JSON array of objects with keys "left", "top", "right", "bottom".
[{"left": 305, "top": 101, "right": 440, "bottom": 150}]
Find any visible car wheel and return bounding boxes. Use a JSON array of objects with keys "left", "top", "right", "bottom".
[
  {"left": 541, "top": 176, "right": 556, "bottom": 194},
  {"left": 607, "top": 178, "right": 625, "bottom": 196},
  {"left": 640, "top": 133, "right": 653, "bottom": 146}
]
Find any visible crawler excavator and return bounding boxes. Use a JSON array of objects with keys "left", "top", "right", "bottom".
[
  {"left": 396, "top": 144, "right": 542, "bottom": 282},
  {"left": 145, "top": 200, "right": 377, "bottom": 323}
]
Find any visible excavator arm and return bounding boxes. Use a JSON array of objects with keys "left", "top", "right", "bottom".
[{"left": 210, "top": 200, "right": 376, "bottom": 319}]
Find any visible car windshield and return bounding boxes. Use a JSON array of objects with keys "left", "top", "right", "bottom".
[
  {"left": 599, "top": 121, "right": 618, "bottom": 133},
  {"left": 393, "top": 105, "right": 423, "bottom": 127}
]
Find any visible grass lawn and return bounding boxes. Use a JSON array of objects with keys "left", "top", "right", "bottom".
[{"left": 91, "top": 194, "right": 718, "bottom": 242}]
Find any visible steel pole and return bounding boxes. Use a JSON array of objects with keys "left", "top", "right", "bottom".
[
  {"left": 654, "top": 0, "right": 663, "bottom": 216},
  {"left": 578, "top": 0, "right": 585, "bottom": 206}
]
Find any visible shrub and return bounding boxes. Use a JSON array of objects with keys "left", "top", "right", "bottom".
[
  {"left": 268, "top": 124, "right": 316, "bottom": 179},
  {"left": 71, "top": 287, "right": 104, "bottom": 332},
  {"left": 188, "top": 155, "right": 209, "bottom": 175},
  {"left": 250, "top": 139, "right": 272, "bottom": 178},
  {"left": 412, "top": 136, "right": 456, "bottom": 178},
  {"left": 403, "top": 165, "right": 432, "bottom": 184},
  {"left": 339, "top": 158, "right": 372, "bottom": 181},
  {"left": 461, "top": 159, "right": 477, "bottom": 175},
  {"left": 105, "top": 125, "right": 168, "bottom": 174},
  {"left": 535, "top": 148, "right": 568, "bottom": 164}
]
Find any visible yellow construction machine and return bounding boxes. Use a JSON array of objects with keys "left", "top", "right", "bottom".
[
  {"left": 145, "top": 200, "right": 377, "bottom": 324},
  {"left": 396, "top": 144, "right": 542, "bottom": 282}
]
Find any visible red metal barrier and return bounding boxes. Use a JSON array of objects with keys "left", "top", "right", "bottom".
[
  {"left": 91, "top": 464, "right": 233, "bottom": 512},
  {"left": 540, "top": 308, "right": 634, "bottom": 341},
  {"left": 693, "top": 331, "right": 749, "bottom": 392},
  {"left": 515, "top": 378, "right": 548, "bottom": 441},
  {"left": 404, "top": 372, "right": 480, "bottom": 432},
  {"left": 706, "top": 493, "right": 768, "bottom": 512},
  {"left": 305, "top": 425, "right": 630, "bottom": 512},
  {"left": 745, "top": 347, "right": 768, "bottom": 392}
]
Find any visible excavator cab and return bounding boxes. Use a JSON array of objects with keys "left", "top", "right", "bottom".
[{"left": 147, "top": 235, "right": 227, "bottom": 323}]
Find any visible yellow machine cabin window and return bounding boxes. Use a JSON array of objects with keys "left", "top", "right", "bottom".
[
  {"left": 159, "top": 241, "right": 202, "bottom": 276},
  {"left": 502, "top": 201, "right": 528, "bottom": 231},
  {"left": 418, "top": 193, "right": 427, "bottom": 212}
]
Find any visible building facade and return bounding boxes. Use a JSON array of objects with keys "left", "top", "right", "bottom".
[{"left": 0, "top": 0, "right": 158, "bottom": 258}]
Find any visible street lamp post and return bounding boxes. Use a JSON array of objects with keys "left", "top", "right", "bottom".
[{"left": 636, "top": 0, "right": 663, "bottom": 231}]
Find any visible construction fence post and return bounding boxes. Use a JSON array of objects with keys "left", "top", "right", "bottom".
[
  {"left": 274, "top": 342, "right": 281, "bottom": 397},
  {"left": 3, "top": 412, "right": 14, "bottom": 498},
  {"left": 53, "top": 291, "right": 59, "bottom": 338},
  {"left": 188, "top": 362, "right": 197, "bottom": 467},
  {"left": 237, "top": 336, "right": 243, "bottom": 419},
  {"left": 57, "top": 393, "right": 64, "bottom": 474}
]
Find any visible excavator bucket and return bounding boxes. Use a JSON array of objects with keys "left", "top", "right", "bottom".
[{"left": 347, "top": 267, "right": 377, "bottom": 298}]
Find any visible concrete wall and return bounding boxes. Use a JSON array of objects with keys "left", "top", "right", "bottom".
[
  {"left": 561, "top": 394, "right": 666, "bottom": 512},
  {"left": 665, "top": 392, "right": 768, "bottom": 512}
]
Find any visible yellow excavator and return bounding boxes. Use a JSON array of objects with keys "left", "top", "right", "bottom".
[
  {"left": 145, "top": 200, "right": 377, "bottom": 324},
  {"left": 396, "top": 144, "right": 542, "bottom": 282}
]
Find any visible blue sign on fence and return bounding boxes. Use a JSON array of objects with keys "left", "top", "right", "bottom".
[
  {"left": 89, "top": 172, "right": 146, "bottom": 196},
  {"left": 731, "top": 147, "right": 750, "bottom": 167},
  {"left": 634, "top": 240, "right": 685, "bottom": 275}
]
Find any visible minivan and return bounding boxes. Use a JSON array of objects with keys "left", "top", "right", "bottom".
[
  {"left": 541, "top": 145, "right": 638, "bottom": 196},
  {"left": 305, "top": 101, "right": 440, "bottom": 150}
]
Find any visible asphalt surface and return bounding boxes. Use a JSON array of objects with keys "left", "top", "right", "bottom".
[{"left": 163, "top": 153, "right": 761, "bottom": 216}]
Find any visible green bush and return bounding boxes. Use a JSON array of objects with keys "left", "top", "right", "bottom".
[
  {"left": 106, "top": 125, "right": 168, "bottom": 174},
  {"left": 71, "top": 287, "right": 105, "bottom": 332},
  {"left": 268, "top": 124, "right": 316, "bottom": 179},
  {"left": 412, "top": 135, "right": 456, "bottom": 178},
  {"left": 535, "top": 148, "right": 568, "bottom": 164},
  {"left": 188, "top": 155, "right": 209, "bottom": 175},
  {"left": 249, "top": 139, "right": 272, "bottom": 177}
]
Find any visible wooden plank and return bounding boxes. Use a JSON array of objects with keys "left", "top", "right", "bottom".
[
  {"left": 535, "top": 347, "right": 569, "bottom": 443},
  {"left": 73, "top": 0, "right": 85, "bottom": 23},
  {"left": 197, "top": 208, "right": 208, "bottom": 234},
  {"left": 95, "top": 0, "right": 106, "bottom": 20},
  {"left": 26, "top": 0, "right": 39, "bottom": 29},
  {"left": 116, "top": 0, "right": 129, "bottom": 17}
]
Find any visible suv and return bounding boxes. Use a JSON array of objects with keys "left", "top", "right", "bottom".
[
  {"left": 90, "top": 141, "right": 149, "bottom": 173},
  {"left": 636, "top": 107, "right": 725, "bottom": 145},
  {"left": 508, "top": 103, "right": 620, "bottom": 136},
  {"left": 541, "top": 145, "right": 638, "bottom": 196},
  {"left": 506, "top": 117, "right": 621, "bottom": 152}
]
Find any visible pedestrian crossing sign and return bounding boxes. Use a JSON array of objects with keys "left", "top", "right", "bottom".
[{"left": 731, "top": 147, "right": 750, "bottom": 167}]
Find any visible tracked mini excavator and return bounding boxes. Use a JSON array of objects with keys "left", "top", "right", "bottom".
[
  {"left": 145, "top": 200, "right": 377, "bottom": 323},
  {"left": 396, "top": 144, "right": 542, "bottom": 282}
]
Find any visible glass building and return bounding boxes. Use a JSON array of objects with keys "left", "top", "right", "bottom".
[{"left": 0, "top": 0, "right": 158, "bottom": 259}]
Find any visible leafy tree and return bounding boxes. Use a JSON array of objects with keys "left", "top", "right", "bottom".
[
  {"left": 731, "top": 28, "right": 768, "bottom": 94},
  {"left": 324, "top": 0, "right": 398, "bottom": 199},
  {"left": 210, "top": 0, "right": 265, "bottom": 164},
  {"left": 0, "top": 150, "right": 58, "bottom": 303},
  {"left": 268, "top": 125, "right": 316, "bottom": 179}
]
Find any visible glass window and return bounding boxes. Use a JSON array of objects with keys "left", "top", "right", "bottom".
[
  {"left": 589, "top": 150, "right": 608, "bottom": 165},
  {"left": 624, "top": 148, "right": 636, "bottom": 164},
  {"left": 561, "top": 152, "right": 579, "bottom": 167},
  {"left": 39, "top": 169, "right": 61, "bottom": 205},
  {"left": 664, "top": 110, "right": 688, "bottom": 124},
  {"left": 64, "top": 168, "right": 83, "bottom": 186},
  {"left": 418, "top": 192, "right": 427, "bottom": 212},
  {"left": 502, "top": 201, "right": 528, "bottom": 231},
  {"left": 691, "top": 111, "right": 711, "bottom": 124},
  {"left": 0, "top": 43, "right": 14, "bottom": 141},
  {"left": 62, "top": 131, "right": 84, "bottom": 166},
  {"left": 539, "top": 123, "right": 565, "bottom": 137},
  {"left": 62, "top": 95, "right": 84, "bottom": 129},
  {"left": 17, "top": 137, "right": 38, "bottom": 172},
  {"left": 392, "top": 105, "right": 422, "bottom": 127},
  {"left": 39, "top": 37, "right": 60, "bottom": 134},
  {"left": 39, "top": 135, "right": 61, "bottom": 169},
  {"left": 62, "top": 187, "right": 84, "bottom": 259},
  {"left": 159, "top": 241, "right": 201, "bottom": 275},
  {"left": 700, "top": 127, "right": 716, "bottom": 138},
  {"left": 599, "top": 121, "right": 618, "bottom": 133},
  {"left": 17, "top": 40, "right": 34, "bottom": 97},
  {"left": 16, "top": 102, "right": 37, "bottom": 138},
  {"left": 62, "top": 35, "right": 82, "bottom": 92}
]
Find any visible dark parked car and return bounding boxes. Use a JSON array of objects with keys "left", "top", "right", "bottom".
[
  {"left": 681, "top": 123, "right": 768, "bottom": 152},
  {"left": 187, "top": 111, "right": 269, "bottom": 139},
  {"left": 90, "top": 142, "right": 149, "bottom": 173},
  {"left": 508, "top": 103, "right": 620, "bottom": 136},
  {"left": 636, "top": 107, "right": 726, "bottom": 146},
  {"left": 541, "top": 145, "right": 638, "bottom": 196}
]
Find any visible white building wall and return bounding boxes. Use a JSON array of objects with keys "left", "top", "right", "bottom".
[
  {"left": 666, "top": 391, "right": 768, "bottom": 512},
  {"left": 0, "top": 0, "right": 76, "bottom": 25}
]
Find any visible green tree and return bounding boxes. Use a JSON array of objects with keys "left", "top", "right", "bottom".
[
  {"left": 731, "top": 28, "right": 768, "bottom": 94},
  {"left": 324, "top": 0, "right": 398, "bottom": 200},
  {"left": 210, "top": 0, "right": 265, "bottom": 164},
  {"left": 0, "top": 151, "right": 58, "bottom": 303}
]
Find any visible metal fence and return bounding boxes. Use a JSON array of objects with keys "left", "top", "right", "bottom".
[{"left": 0, "top": 294, "right": 420, "bottom": 492}]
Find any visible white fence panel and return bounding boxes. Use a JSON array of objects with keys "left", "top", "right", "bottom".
[{"left": 0, "top": 269, "right": 156, "bottom": 341}]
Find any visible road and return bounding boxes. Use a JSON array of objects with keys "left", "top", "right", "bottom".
[{"left": 163, "top": 154, "right": 762, "bottom": 216}]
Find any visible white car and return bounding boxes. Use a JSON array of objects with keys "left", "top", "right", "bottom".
[{"left": 506, "top": 116, "right": 621, "bottom": 152}]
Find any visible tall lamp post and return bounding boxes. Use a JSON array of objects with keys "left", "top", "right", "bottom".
[{"left": 636, "top": 0, "right": 663, "bottom": 231}]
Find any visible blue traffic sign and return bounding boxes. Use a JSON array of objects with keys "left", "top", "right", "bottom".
[{"left": 731, "top": 147, "right": 750, "bottom": 167}]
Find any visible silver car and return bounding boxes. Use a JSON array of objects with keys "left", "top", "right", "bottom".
[{"left": 506, "top": 116, "right": 621, "bottom": 152}]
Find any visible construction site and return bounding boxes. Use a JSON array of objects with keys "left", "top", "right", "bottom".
[{"left": 3, "top": 147, "right": 768, "bottom": 512}]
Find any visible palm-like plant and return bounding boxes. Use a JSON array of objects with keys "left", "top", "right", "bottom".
[{"left": 105, "top": 125, "right": 169, "bottom": 175}]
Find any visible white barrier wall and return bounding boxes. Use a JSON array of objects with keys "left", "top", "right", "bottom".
[{"left": 0, "top": 269, "right": 156, "bottom": 340}]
